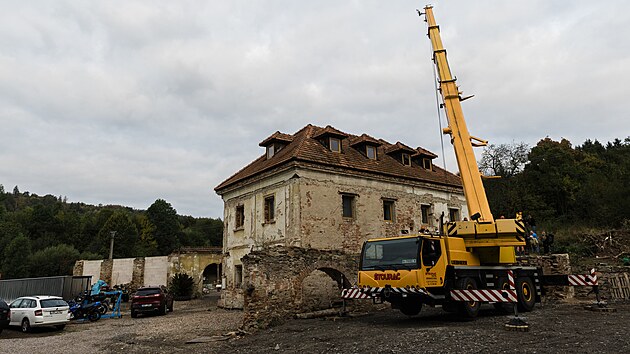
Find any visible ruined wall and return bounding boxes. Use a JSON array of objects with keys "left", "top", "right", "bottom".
[
  {"left": 241, "top": 246, "right": 358, "bottom": 329},
  {"left": 73, "top": 250, "right": 222, "bottom": 295},
  {"left": 301, "top": 270, "right": 339, "bottom": 311}
]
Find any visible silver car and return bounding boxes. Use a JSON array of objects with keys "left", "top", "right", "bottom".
[{"left": 9, "top": 296, "right": 70, "bottom": 333}]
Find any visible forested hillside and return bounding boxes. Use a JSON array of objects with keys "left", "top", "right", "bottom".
[
  {"left": 0, "top": 186, "right": 223, "bottom": 279},
  {"left": 480, "top": 137, "right": 630, "bottom": 228}
]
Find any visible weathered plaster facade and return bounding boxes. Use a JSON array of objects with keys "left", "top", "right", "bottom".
[{"left": 217, "top": 126, "right": 467, "bottom": 310}]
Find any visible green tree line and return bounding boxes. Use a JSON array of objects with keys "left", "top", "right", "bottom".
[
  {"left": 480, "top": 137, "right": 630, "bottom": 228},
  {"left": 0, "top": 188, "right": 223, "bottom": 279}
]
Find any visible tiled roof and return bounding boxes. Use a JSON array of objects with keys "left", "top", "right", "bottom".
[
  {"left": 349, "top": 134, "right": 381, "bottom": 147},
  {"left": 384, "top": 141, "right": 416, "bottom": 155},
  {"left": 414, "top": 146, "right": 438, "bottom": 159},
  {"left": 215, "top": 124, "right": 462, "bottom": 192},
  {"left": 259, "top": 131, "right": 294, "bottom": 146},
  {"left": 311, "top": 125, "right": 349, "bottom": 139}
]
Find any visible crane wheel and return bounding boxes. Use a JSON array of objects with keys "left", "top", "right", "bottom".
[
  {"left": 399, "top": 299, "right": 422, "bottom": 316},
  {"left": 516, "top": 277, "right": 536, "bottom": 312},
  {"left": 493, "top": 277, "right": 512, "bottom": 314},
  {"left": 456, "top": 277, "right": 480, "bottom": 318}
]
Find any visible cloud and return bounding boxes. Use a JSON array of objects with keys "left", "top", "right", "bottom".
[{"left": 0, "top": 0, "right": 628, "bottom": 217}]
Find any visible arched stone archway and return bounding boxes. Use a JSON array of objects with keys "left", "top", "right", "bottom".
[
  {"left": 241, "top": 246, "right": 359, "bottom": 329},
  {"left": 169, "top": 248, "right": 223, "bottom": 296},
  {"left": 300, "top": 267, "right": 351, "bottom": 311},
  {"left": 202, "top": 263, "right": 222, "bottom": 292}
]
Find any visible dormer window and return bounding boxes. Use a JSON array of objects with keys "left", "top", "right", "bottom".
[
  {"left": 266, "top": 145, "right": 275, "bottom": 159},
  {"left": 260, "top": 131, "right": 293, "bottom": 160},
  {"left": 423, "top": 158, "right": 432, "bottom": 170},
  {"left": 366, "top": 145, "right": 377, "bottom": 160},
  {"left": 329, "top": 137, "right": 341, "bottom": 152},
  {"left": 402, "top": 153, "right": 411, "bottom": 166}
]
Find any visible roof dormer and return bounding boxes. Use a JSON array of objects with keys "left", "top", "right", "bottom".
[
  {"left": 413, "top": 147, "right": 438, "bottom": 170},
  {"left": 350, "top": 134, "right": 382, "bottom": 160},
  {"left": 385, "top": 142, "right": 416, "bottom": 166},
  {"left": 312, "top": 125, "right": 348, "bottom": 153},
  {"left": 259, "top": 131, "right": 293, "bottom": 159}
]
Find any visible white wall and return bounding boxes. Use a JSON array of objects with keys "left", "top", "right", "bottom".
[
  {"left": 111, "top": 258, "right": 134, "bottom": 285},
  {"left": 144, "top": 256, "right": 169, "bottom": 287},
  {"left": 82, "top": 260, "right": 103, "bottom": 285}
]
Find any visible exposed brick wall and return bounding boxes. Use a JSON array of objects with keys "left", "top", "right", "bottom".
[
  {"left": 241, "top": 246, "right": 358, "bottom": 329},
  {"left": 73, "top": 260, "right": 84, "bottom": 276}
]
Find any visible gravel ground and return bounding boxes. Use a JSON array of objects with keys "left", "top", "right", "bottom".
[
  {"left": 0, "top": 294, "right": 243, "bottom": 354},
  {"left": 2, "top": 296, "right": 628, "bottom": 354}
]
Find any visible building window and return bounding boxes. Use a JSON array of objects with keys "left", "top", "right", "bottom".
[
  {"left": 402, "top": 153, "right": 411, "bottom": 166},
  {"left": 266, "top": 145, "right": 275, "bottom": 159},
  {"left": 423, "top": 158, "right": 432, "bottom": 170},
  {"left": 264, "top": 195, "right": 275, "bottom": 222},
  {"left": 329, "top": 137, "right": 341, "bottom": 152},
  {"left": 449, "top": 208, "right": 460, "bottom": 222},
  {"left": 235, "top": 205, "right": 244, "bottom": 229},
  {"left": 234, "top": 265, "right": 243, "bottom": 287},
  {"left": 366, "top": 145, "right": 377, "bottom": 160},
  {"left": 421, "top": 204, "right": 432, "bottom": 225},
  {"left": 383, "top": 200, "right": 395, "bottom": 221},
  {"left": 342, "top": 194, "right": 356, "bottom": 218}
]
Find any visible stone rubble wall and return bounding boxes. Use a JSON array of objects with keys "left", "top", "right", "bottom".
[{"left": 241, "top": 246, "right": 358, "bottom": 329}]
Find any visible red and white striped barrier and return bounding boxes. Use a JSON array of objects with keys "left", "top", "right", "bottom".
[
  {"left": 341, "top": 288, "right": 371, "bottom": 299},
  {"left": 450, "top": 270, "right": 518, "bottom": 303},
  {"left": 568, "top": 269, "right": 598, "bottom": 286}
]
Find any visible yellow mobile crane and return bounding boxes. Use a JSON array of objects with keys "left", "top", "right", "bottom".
[{"left": 356, "top": 6, "right": 535, "bottom": 318}]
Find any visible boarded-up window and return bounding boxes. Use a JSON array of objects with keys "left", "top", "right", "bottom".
[
  {"left": 449, "top": 208, "right": 460, "bottom": 222},
  {"left": 235, "top": 205, "right": 245, "bottom": 228},
  {"left": 234, "top": 265, "right": 243, "bottom": 287},
  {"left": 264, "top": 195, "right": 275, "bottom": 222},
  {"left": 383, "top": 200, "right": 395, "bottom": 221},
  {"left": 342, "top": 194, "right": 355, "bottom": 218},
  {"left": 421, "top": 204, "right": 431, "bottom": 225}
]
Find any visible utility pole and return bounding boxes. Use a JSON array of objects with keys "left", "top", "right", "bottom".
[{"left": 109, "top": 231, "right": 117, "bottom": 260}]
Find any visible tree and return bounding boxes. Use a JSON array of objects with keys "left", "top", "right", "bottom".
[
  {"left": 97, "top": 211, "right": 139, "bottom": 258},
  {"left": 134, "top": 214, "right": 159, "bottom": 256},
  {"left": 147, "top": 199, "right": 181, "bottom": 255},
  {"left": 479, "top": 142, "right": 529, "bottom": 177},
  {"left": 522, "top": 138, "right": 584, "bottom": 219},
  {"left": 1, "top": 234, "right": 32, "bottom": 279},
  {"left": 28, "top": 244, "right": 81, "bottom": 277}
]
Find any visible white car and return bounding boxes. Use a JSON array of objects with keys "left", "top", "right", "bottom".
[{"left": 9, "top": 296, "right": 70, "bottom": 333}]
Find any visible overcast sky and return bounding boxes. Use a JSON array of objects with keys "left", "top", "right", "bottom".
[{"left": 1, "top": 1, "right": 628, "bottom": 218}]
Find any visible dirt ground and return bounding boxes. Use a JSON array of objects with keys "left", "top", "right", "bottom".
[
  {"left": 1, "top": 295, "right": 628, "bottom": 354},
  {"left": 216, "top": 301, "right": 629, "bottom": 354}
]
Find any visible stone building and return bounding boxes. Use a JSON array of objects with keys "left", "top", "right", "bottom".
[{"left": 214, "top": 124, "right": 466, "bottom": 309}]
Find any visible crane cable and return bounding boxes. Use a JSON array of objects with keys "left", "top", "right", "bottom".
[{"left": 429, "top": 46, "right": 449, "bottom": 182}]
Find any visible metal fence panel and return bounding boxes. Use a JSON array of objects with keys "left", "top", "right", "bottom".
[{"left": 0, "top": 276, "right": 92, "bottom": 303}]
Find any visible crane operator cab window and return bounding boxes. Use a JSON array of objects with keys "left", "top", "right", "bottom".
[{"left": 422, "top": 239, "right": 441, "bottom": 267}]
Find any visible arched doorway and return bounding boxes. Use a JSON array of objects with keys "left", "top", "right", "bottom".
[
  {"left": 300, "top": 267, "right": 350, "bottom": 311},
  {"left": 202, "top": 263, "right": 222, "bottom": 294}
]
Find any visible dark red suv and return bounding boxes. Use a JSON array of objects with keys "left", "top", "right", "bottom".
[{"left": 130, "top": 286, "right": 173, "bottom": 318}]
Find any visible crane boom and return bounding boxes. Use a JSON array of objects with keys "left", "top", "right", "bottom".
[{"left": 423, "top": 6, "right": 494, "bottom": 223}]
